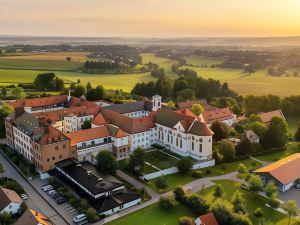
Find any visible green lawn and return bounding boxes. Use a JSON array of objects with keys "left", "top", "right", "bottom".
[
  {"left": 287, "top": 116, "right": 300, "bottom": 134},
  {"left": 199, "top": 180, "right": 300, "bottom": 225},
  {"left": 145, "top": 150, "right": 178, "bottom": 170},
  {"left": 148, "top": 158, "right": 262, "bottom": 193},
  {"left": 106, "top": 203, "right": 196, "bottom": 225},
  {"left": 143, "top": 164, "right": 159, "bottom": 174},
  {"left": 184, "top": 55, "right": 224, "bottom": 67},
  {"left": 255, "top": 142, "right": 300, "bottom": 162}
]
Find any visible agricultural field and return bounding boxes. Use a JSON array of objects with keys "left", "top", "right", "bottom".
[
  {"left": 107, "top": 203, "right": 196, "bottom": 225},
  {"left": 199, "top": 180, "right": 299, "bottom": 225},
  {"left": 180, "top": 55, "right": 300, "bottom": 97}
]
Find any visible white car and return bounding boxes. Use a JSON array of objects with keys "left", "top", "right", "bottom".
[
  {"left": 73, "top": 214, "right": 87, "bottom": 223},
  {"left": 41, "top": 185, "right": 53, "bottom": 192},
  {"left": 20, "top": 194, "right": 28, "bottom": 200}
]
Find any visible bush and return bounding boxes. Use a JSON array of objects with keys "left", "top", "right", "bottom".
[
  {"left": 177, "top": 158, "right": 193, "bottom": 174},
  {"left": 155, "top": 176, "right": 168, "bottom": 189},
  {"left": 191, "top": 171, "right": 203, "bottom": 178},
  {"left": 173, "top": 187, "right": 186, "bottom": 204},
  {"left": 158, "top": 196, "right": 177, "bottom": 209},
  {"left": 237, "top": 163, "right": 248, "bottom": 174},
  {"left": 178, "top": 216, "right": 195, "bottom": 225},
  {"left": 86, "top": 207, "right": 99, "bottom": 222}
]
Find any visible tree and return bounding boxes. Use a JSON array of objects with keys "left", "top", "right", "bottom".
[
  {"left": 262, "top": 117, "right": 288, "bottom": 149},
  {"left": 213, "top": 184, "right": 224, "bottom": 198},
  {"left": 155, "top": 176, "right": 168, "bottom": 189},
  {"left": 177, "top": 157, "right": 193, "bottom": 173},
  {"left": 96, "top": 150, "right": 117, "bottom": 175},
  {"left": 86, "top": 82, "right": 92, "bottom": 92},
  {"left": 231, "top": 191, "right": 246, "bottom": 213},
  {"left": 1, "top": 87, "right": 7, "bottom": 97},
  {"left": 210, "top": 198, "right": 232, "bottom": 225},
  {"left": 250, "top": 121, "right": 267, "bottom": 137},
  {"left": 33, "top": 72, "right": 64, "bottom": 91},
  {"left": 253, "top": 207, "right": 264, "bottom": 219},
  {"left": 81, "top": 120, "right": 91, "bottom": 130},
  {"left": 86, "top": 85, "right": 105, "bottom": 101},
  {"left": 0, "top": 212, "right": 13, "bottom": 225},
  {"left": 295, "top": 124, "right": 300, "bottom": 142},
  {"left": 12, "top": 87, "right": 25, "bottom": 99},
  {"left": 173, "top": 186, "right": 186, "bottom": 204},
  {"left": 218, "top": 139, "right": 235, "bottom": 160},
  {"left": 191, "top": 104, "right": 204, "bottom": 116},
  {"left": 128, "top": 147, "right": 145, "bottom": 175},
  {"left": 282, "top": 200, "right": 299, "bottom": 225},
  {"left": 211, "top": 121, "right": 230, "bottom": 141},
  {"left": 268, "top": 193, "right": 281, "bottom": 209},
  {"left": 176, "top": 88, "right": 195, "bottom": 102},
  {"left": 185, "top": 194, "right": 209, "bottom": 215},
  {"left": 86, "top": 207, "right": 99, "bottom": 222},
  {"left": 66, "top": 56, "right": 72, "bottom": 62},
  {"left": 236, "top": 138, "right": 254, "bottom": 157},
  {"left": 265, "top": 181, "right": 277, "bottom": 197},
  {"left": 247, "top": 175, "right": 264, "bottom": 193},
  {"left": 237, "top": 163, "right": 248, "bottom": 174},
  {"left": 0, "top": 103, "right": 14, "bottom": 136},
  {"left": 73, "top": 85, "right": 86, "bottom": 97},
  {"left": 232, "top": 213, "right": 253, "bottom": 225},
  {"left": 158, "top": 196, "right": 177, "bottom": 209},
  {"left": 178, "top": 216, "right": 194, "bottom": 225}
]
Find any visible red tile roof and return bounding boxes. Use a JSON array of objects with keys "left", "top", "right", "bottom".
[
  {"left": 176, "top": 99, "right": 217, "bottom": 111},
  {"left": 34, "top": 126, "right": 69, "bottom": 146},
  {"left": 202, "top": 107, "right": 233, "bottom": 124},
  {"left": 35, "top": 106, "right": 100, "bottom": 123},
  {"left": 175, "top": 109, "right": 198, "bottom": 118},
  {"left": 255, "top": 153, "right": 300, "bottom": 185},
  {"left": 259, "top": 109, "right": 285, "bottom": 124},
  {"left": 198, "top": 212, "right": 219, "bottom": 225},
  {"left": 0, "top": 188, "right": 22, "bottom": 211},
  {"left": 65, "top": 126, "right": 110, "bottom": 146},
  {"left": 9, "top": 95, "right": 68, "bottom": 108},
  {"left": 92, "top": 113, "right": 106, "bottom": 126}
]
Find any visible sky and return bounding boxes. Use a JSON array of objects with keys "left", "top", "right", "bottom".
[{"left": 0, "top": 0, "right": 300, "bottom": 37}]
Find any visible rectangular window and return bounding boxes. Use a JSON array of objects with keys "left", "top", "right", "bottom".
[
  {"left": 52, "top": 156, "right": 55, "bottom": 161},
  {"left": 199, "top": 144, "right": 202, "bottom": 153},
  {"left": 55, "top": 146, "right": 58, "bottom": 150}
]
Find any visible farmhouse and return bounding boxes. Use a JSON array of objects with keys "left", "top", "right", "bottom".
[
  {"left": 244, "top": 130, "right": 259, "bottom": 143},
  {"left": 259, "top": 109, "right": 285, "bottom": 124},
  {"left": 201, "top": 107, "right": 236, "bottom": 127},
  {"left": 14, "top": 209, "right": 53, "bottom": 225},
  {"left": 0, "top": 188, "right": 22, "bottom": 215},
  {"left": 255, "top": 153, "right": 300, "bottom": 192},
  {"left": 55, "top": 159, "right": 141, "bottom": 216}
]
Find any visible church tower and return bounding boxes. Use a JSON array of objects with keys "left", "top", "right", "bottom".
[{"left": 152, "top": 95, "right": 162, "bottom": 111}]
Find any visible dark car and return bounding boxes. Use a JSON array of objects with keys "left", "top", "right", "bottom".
[{"left": 56, "top": 197, "right": 67, "bottom": 204}]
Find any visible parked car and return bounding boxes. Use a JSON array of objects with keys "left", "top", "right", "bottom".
[
  {"left": 56, "top": 197, "right": 67, "bottom": 204},
  {"left": 73, "top": 214, "right": 87, "bottom": 223},
  {"left": 51, "top": 192, "right": 60, "bottom": 199},
  {"left": 48, "top": 190, "right": 57, "bottom": 196},
  {"left": 41, "top": 185, "right": 53, "bottom": 192},
  {"left": 20, "top": 194, "right": 28, "bottom": 200}
]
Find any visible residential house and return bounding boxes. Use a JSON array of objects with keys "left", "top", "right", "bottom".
[
  {"left": 259, "top": 109, "right": 285, "bottom": 125},
  {"left": 201, "top": 107, "right": 236, "bottom": 127},
  {"left": 194, "top": 212, "right": 219, "bottom": 225},
  {"left": 0, "top": 188, "right": 22, "bottom": 215},
  {"left": 244, "top": 130, "right": 259, "bottom": 143}
]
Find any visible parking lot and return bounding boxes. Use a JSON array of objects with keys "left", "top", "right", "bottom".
[
  {"left": 279, "top": 187, "right": 300, "bottom": 206},
  {"left": 31, "top": 178, "right": 89, "bottom": 224}
]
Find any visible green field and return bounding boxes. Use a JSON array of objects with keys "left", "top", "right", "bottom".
[
  {"left": 148, "top": 158, "right": 261, "bottom": 193},
  {"left": 106, "top": 203, "right": 196, "bottom": 225},
  {"left": 199, "top": 180, "right": 300, "bottom": 225},
  {"left": 255, "top": 142, "right": 300, "bottom": 162},
  {"left": 184, "top": 55, "right": 224, "bottom": 67}
]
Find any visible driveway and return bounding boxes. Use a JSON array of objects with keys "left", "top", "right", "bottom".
[
  {"left": 0, "top": 152, "right": 68, "bottom": 225},
  {"left": 279, "top": 188, "right": 300, "bottom": 206}
]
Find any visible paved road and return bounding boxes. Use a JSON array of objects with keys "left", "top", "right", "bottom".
[{"left": 0, "top": 152, "right": 68, "bottom": 225}]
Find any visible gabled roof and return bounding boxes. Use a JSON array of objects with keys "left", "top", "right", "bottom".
[
  {"left": 155, "top": 108, "right": 196, "bottom": 132},
  {"left": 92, "top": 113, "right": 106, "bottom": 126},
  {"left": 176, "top": 99, "right": 217, "bottom": 111},
  {"left": 105, "top": 100, "right": 153, "bottom": 114},
  {"left": 9, "top": 95, "right": 68, "bottom": 108},
  {"left": 107, "top": 124, "right": 129, "bottom": 138},
  {"left": 101, "top": 108, "right": 149, "bottom": 134},
  {"left": 65, "top": 126, "right": 110, "bottom": 146},
  {"left": 189, "top": 121, "right": 214, "bottom": 136},
  {"left": 35, "top": 106, "right": 100, "bottom": 123},
  {"left": 0, "top": 188, "right": 22, "bottom": 211},
  {"left": 255, "top": 153, "right": 300, "bottom": 185},
  {"left": 195, "top": 212, "right": 219, "bottom": 225},
  {"left": 259, "top": 109, "right": 285, "bottom": 124},
  {"left": 13, "top": 112, "right": 40, "bottom": 136},
  {"left": 202, "top": 107, "right": 234, "bottom": 124},
  {"left": 175, "top": 109, "right": 198, "bottom": 118},
  {"left": 33, "top": 126, "right": 69, "bottom": 146},
  {"left": 14, "top": 209, "right": 53, "bottom": 225},
  {"left": 244, "top": 130, "right": 259, "bottom": 140}
]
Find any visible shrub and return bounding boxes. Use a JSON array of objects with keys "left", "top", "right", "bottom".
[
  {"left": 177, "top": 158, "right": 193, "bottom": 174},
  {"left": 158, "top": 196, "right": 177, "bottom": 209},
  {"left": 191, "top": 171, "right": 203, "bottom": 178},
  {"left": 155, "top": 176, "right": 168, "bottom": 189},
  {"left": 179, "top": 216, "right": 194, "bottom": 225},
  {"left": 173, "top": 187, "right": 186, "bottom": 204},
  {"left": 86, "top": 207, "right": 99, "bottom": 222}
]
